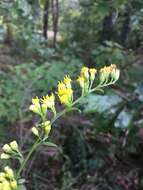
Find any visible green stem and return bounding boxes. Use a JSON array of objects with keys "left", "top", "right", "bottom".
[{"left": 17, "top": 138, "right": 41, "bottom": 178}]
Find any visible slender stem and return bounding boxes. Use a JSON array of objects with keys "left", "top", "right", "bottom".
[{"left": 17, "top": 138, "right": 41, "bottom": 178}]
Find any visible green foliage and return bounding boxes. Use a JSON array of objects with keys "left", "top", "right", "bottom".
[{"left": 0, "top": 58, "right": 82, "bottom": 123}]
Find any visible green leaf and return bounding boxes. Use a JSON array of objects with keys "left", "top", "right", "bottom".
[
  {"left": 81, "top": 92, "right": 122, "bottom": 114},
  {"left": 17, "top": 185, "right": 27, "bottom": 190},
  {"left": 42, "top": 141, "right": 57, "bottom": 147}
]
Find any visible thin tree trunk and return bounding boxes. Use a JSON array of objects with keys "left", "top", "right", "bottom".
[
  {"left": 52, "top": 0, "right": 59, "bottom": 47},
  {"left": 43, "top": 0, "right": 50, "bottom": 39},
  {"left": 102, "top": 13, "right": 114, "bottom": 41},
  {"left": 120, "top": 6, "right": 131, "bottom": 46}
]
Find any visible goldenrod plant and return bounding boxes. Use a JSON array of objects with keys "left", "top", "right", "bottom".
[{"left": 0, "top": 64, "right": 120, "bottom": 189}]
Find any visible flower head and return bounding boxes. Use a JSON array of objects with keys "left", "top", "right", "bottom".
[
  {"left": 2, "top": 144, "right": 11, "bottom": 153},
  {"left": 10, "top": 141, "right": 18, "bottom": 152},
  {"left": 1, "top": 141, "right": 21, "bottom": 161},
  {"left": 29, "top": 96, "right": 41, "bottom": 115},
  {"left": 63, "top": 75, "right": 72, "bottom": 88},
  {"left": 80, "top": 67, "right": 89, "bottom": 79},
  {"left": 99, "top": 64, "right": 120, "bottom": 84},
  {"left": 77, "top": 67, "right": 91, "bottom": 94},
  {"left": 57, "top": 78, "right": 73, "bottom": 106},
  {"left": 0, "top": 153, "right": 10, "bottom": 160},
  {"left": 77, "top": 76, "right": 85, "bottom": 88},
  {"left": 41, "top": 93, "right": 56, "bottom": 115},
  {"left": 89, "top": 68, "right": 97, "bottom": 81},
  {"left": 41, "top": 94, "right": 55, "bottom": 108},
  {"left": 110, "top": 64, "right": 120, "bottom": 81},
  {"left": 0, "top": 166, "right": 17, "bottom": 190},
  {"left": 31, "top": 127, "right": 39, "bottom": 137}
]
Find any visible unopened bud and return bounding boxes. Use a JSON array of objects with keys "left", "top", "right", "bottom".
[
  {"left": 2, "top": 144, "right": 11, "bottom": 153},
  {"left": 10, "top": 141, "right": 19, "bottom": 152},
  {"left": 10, "top": 180, "right": 17, "bottom": 189},
  {"left": 31, "top": 127, "right": 39, "bottom": 137},
  {"left": 0, "top": 153, "right": 10, "bottom": 160}
]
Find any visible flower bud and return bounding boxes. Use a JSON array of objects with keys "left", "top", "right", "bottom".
[
  {"left": 2, "top": 144, "right": 12, "bottom": 153},
  {"left": 4, "top": 166, "right": 14, "bottom": 179},
  {"left": 77, "top": 76, "right": 85, "bottom": 88},
  {"left": 64, "top": 75, "right": 72, "bottom": 89},
  {"left": 10, "top": 141, "right": 19, "bottom": 152},
  {"left": 89, "top": 68, "right": 97, "bottom": 81},
  {"left": 0, "top": 172, "right": 6, "bottom": 182},
  {"left": 41, "top": 103, "right": 47, "bottom": 116},
  {"left": 31, "top": 127, "right": 39, "bottom": 137},
  {"left": 114, "top": 69, "right": 120, "bottom": 81},
  {"left": 2, "top": 180, "right": 11, "bottom": 190},
  {"left": 29, "top": 105, "right": 41, "bottom": 115},
  {"left": 10, "top": 180, "right": 17, "bottom": 190},
  {"left": 29, "top": 97, "right": 41, "bottom": 115},
  {"left": 43, "top": 121, "right": 51, "bottom": 138},
  {"left": 80, "top": 67, "right": 89, "bottom": 79},
  {"left": 0, "top": 183, "right": 2, "bottom": 190},
  {"left": 0, "top": 153, "right": 10, "bottom": 160}
]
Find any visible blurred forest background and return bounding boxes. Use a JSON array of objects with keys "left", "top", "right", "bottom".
[{"left": 0, "top": 0, "right": 143, "bottom": 189}]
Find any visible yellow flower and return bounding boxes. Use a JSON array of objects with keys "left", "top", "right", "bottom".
[
  {"left": 77, "top": 67, "right": 94, "bottom": 94},
  {"left": 63, "top": 75, "right": 72, "bottom": 88},
  {"left": 32, "top": 96, "right": 40, "bottom": 105},
  {"left": 0, "top": 167, "right": 17, "bottom": 190},
  {"left": 80, "top": 67, "right": 89, "bottom": 79},
  {"left": 77, "top": 76, "right": 85, "bottom": 88},
  {"left": 59, "top": 94, "right": 69, "bottom": 105},
  {"left": 100, "top": 65, "right": 111, "bottom": 83},
  {"left": 89, "top": 68, "right": 97, "bottom": 81},
  {"left": 110, "top": 64, "right": 120, "bottom": 81},
  {"left": 58, "top": 82, "right": 66, "bottom": 91},
  {"left": 4, "top": 166, "right": 14, "bottom": 179},
  {"left": 41, "top": 94, "right": 55, "bottom": 108},
  {"left": 41, "top": 93, "right": 56, "bottom": 115},
  {"left": 2, "top": 180, "right": 11, "bottom": 190},
  {"left": 57, "top": 81, "right": 73, "bottom": 106},
  {"left": 29, "top": 96, "right": 41, "bottom": 115},
  {"left": 10, "top": 180, "right": 17, "bottom": 190},
  {"left": 99, "top": 64, "right": 120, "bottom": 83},
  {"left": 0, "top": 172, "right": 6, "bottom": 182},
  {"left": 0, "top": 183, "right": 2, "bottom": 190}
]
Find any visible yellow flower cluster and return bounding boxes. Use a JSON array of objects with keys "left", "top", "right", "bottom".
[
  {"left": 0, "top": 166, "right": 17, "bottom": 190},
  {"left": 0, "top": 141, "right": 21, "bottom": 160},
  {"left": 32, "top": 120, "right": 51, "bottom": 139},
  {"left": 77, "top": 67, "right": 97, "bottom": 95},
  {"left": 29, "top": 65, "right": 119, "bottom": 113},
  {"left": 29, "top": 64, "right": 120, "bottom": 139},
  {"left": 57, "top": 75, "right": 73, "bottom": 106},
  {"left": 40, "top": 93, "right": 56, "bottom": 115},
  {"left": 99, "top": 64, "right": 120, "bottom": 84},
  {"left": 29, "top": 93, "right": 56, "bottom": 119}
]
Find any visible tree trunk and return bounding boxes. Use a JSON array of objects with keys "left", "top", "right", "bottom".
[
  {"left": 120, "top": 6, "right": 131, "bottom": 46},
  {"left": 43, "top": 0, "right": 50, "bottom": 39},
  {"left": 52, "top": 0, "right": 59, "bottom": 47},
  {"left": 102, "top": 13, "right": 114, "bottom": 41}
]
